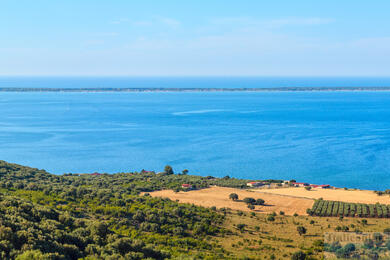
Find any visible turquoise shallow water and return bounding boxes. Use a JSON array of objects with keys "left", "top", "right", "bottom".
[{"left": 1, "top": 90, "right": 390, "bottom": 190}]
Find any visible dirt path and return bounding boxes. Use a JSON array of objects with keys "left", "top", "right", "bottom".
[{"left": 149, "top": 186, "right": 314, "bottom": 215}]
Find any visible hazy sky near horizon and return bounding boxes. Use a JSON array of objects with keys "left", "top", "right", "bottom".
[{"left": 1, "top": 1, "right": 390, "bottom": 76}]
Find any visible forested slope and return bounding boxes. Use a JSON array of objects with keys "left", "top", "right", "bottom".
[{"left": 0, "top": 160, "right": 242, "bottom": 259}]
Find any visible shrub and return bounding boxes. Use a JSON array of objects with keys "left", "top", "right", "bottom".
[
  {"left": 297, "top": 226, "right": 306, "bottom": 236},
  {"left": 236, "top": 224, "right": 246, "bottom": 232},
  {"left": 267, "top": 215, "right": 275, "bottom": 222},
  {"left": 291, "top": 251, "right": 306, "bottom": 260}
]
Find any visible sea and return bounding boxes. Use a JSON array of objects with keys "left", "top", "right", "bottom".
[{"left": 1, "top": 76, "right": 390, "bottom": 190}]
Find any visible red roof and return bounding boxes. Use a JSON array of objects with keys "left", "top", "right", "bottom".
[
  {"left": 182, "top": 184, "right": 192, "bottom": 187},
  {"left": 309, "top": 184, "right": 330, "bottom": 188},
  {"left": 90, "top": 172, "right": 102, "bottom": 176}
]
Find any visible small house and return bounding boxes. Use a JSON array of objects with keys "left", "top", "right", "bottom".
[
  {"left": 181, "top": 184, "right": 192, "bottom": 189},
  {"left": 90, "top": 172, "right": 102, "bottom": 176},
  {"left": 292, "top": 182, "right": 309, "bottom": 187},
  {"left": 247, "top": 182, "right": 264, "bottom": 187}
]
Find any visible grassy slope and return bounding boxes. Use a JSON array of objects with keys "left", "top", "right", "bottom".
[{"left": 219, "top": 210, "right": 390, "bottom": 259}]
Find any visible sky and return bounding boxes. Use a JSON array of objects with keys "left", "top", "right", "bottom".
[{"left": 1, "top": 0, "right": 390, "bottom": 76}]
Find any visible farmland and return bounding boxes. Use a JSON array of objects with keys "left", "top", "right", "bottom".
[
  {"left": 309, "top": 200, "right": 390, "bottom": 218},
  {"left": 254, "top": 187, "right": 390, "bottom": 205},
  {"left": 149, "top": 186, "right": 314, "bottom": 215}
]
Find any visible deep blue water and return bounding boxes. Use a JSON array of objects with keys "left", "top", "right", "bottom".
[
  {"left": 1, "top": 76, "right": 390, "bottom": 88},
  {"left": 1, "top": 91, "right": 390, "bottom": 190}
]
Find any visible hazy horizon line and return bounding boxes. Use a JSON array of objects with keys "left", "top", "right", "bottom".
[{"left": 1, "top": 75, "right": 390, "bottom": 78}]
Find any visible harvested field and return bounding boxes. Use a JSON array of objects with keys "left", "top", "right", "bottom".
[
  {"left": 256, "top": 187, "right": 390, "bottom": 204},
  {"left": 149, "top": 186, "right": 314, "bottom": 215}
]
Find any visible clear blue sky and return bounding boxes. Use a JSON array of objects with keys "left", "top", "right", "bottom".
[{"left": 1, "top": 0, "right": 390, "bottom": 76}]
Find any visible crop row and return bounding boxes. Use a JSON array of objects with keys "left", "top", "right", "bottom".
[{"left": 309, "top": 200, "right": 390, "bottom": 218}]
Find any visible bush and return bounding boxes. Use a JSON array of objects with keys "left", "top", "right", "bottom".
[
  {"left": 236, "top": 224, "right": 246, "bottom": 232},
  {"left": 291, "top": 251, "right": 306, "bottom": 260},
  {"left": 267, "top": 215, "right": 275, "bottom": 222},
  {"left": 297, "top": 226, "right": 306, "bottom": 236}
]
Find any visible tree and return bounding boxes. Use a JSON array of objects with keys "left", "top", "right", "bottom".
[
  {"left": 164, "top": 165, "right": 174, "bottom": 175},
  {"left": 363, "top": 239, "right": 374, "bottom": 249},
  {"left": 229, "top": 193, "right": 239, "bottom": 201},
  {"left": 305, "top": 186, "right": 311, "bottom": 191},
  {"left": 385, "top": 239, "right": 390, "bottom": 250},
  {"left": 256, "top": 198, "right": 265, "bottom": 205},
  {"left": 243, "top": 197, "right": 256, "bottom": 205},
  {"left": 297, "top": 226, "right": 307, "bottom": 236},
  {"left": 182, "top": 169, "right": 188, "bottom": 175},
  {"left": 374, "top": 232, "right": 384, "bottom": 247},
  {"left": 15, "top": 250, "right": 53, "bottom": 260},
  {"left": 344, "top": 243, "right": 356, "bottom": 253},
  {"left": 247, "top": 204, "right": 255, "bottom": 210}
]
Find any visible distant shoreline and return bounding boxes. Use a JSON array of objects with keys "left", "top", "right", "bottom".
[{"left": 1, "top": 87, "right": 390, "bottom": 92}]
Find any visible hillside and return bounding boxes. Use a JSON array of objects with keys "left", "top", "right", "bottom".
[{"left": 1, "top": 161, "right": 390, "bottom": 259}]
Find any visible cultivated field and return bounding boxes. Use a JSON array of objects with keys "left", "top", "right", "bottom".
[
  {"left": 256, "top": 187, "right": 390, "bottom": 204},
  {"left": 149, "top": 186, "right": 314, "bottom": 215}
]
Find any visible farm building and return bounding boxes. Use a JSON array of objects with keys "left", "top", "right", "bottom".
[
  {"left": 292, "top": 182, "right": 309, "bottom": 187},
  {"left": 247, "top": 182, "right": 264, "bottom": 187},
  {"left": 181, "top": 184, "right": 193, "bottom": 189},
  {"left": 309, "top": 184, "right": 331, "bottom": 189}
]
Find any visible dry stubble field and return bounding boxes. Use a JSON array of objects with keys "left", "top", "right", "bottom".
[{"left": 149, "top": 186, "right": 314, "bottom": 215}]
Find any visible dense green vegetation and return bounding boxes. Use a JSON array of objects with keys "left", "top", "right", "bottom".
[
  {"left": 0, "top": 161, "right": 239, "bottom": 259},
  {"left": 308, "top": 199, "right": 390, "bottom": 218},
  {"left": 0, "top": 160, "right": 288, "bottom": 259}
]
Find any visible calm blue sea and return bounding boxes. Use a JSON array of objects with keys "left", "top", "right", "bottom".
[{"left": 1, "top": 77, "right": 390, "bottom": 190}]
